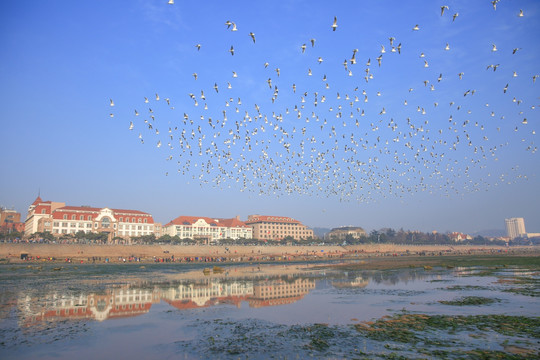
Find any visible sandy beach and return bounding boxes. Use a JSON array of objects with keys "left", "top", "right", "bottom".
[{"left": 1, "top": 243, "right": 537, "bottom": 264}]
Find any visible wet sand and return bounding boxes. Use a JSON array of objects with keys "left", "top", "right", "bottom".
[{"left": 1, "top": 243, "right": 538, "bottom": 264}]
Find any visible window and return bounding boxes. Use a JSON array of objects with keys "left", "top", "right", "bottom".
[
  {"left": 41, "top": 209, "right": 47, "bottom": 214},
  {"left": 80, "top": 215, "right": 84, "bottom": 220},
  {"left": 88, "top": 215, "right": 92, "bottom": 221},
  {"left": 71, "top": 215, "right": 76, "bottom": 220},
  {"left": 63, "top": 214, "right": 68, "bottom": 220},
  {"left": 119, "top": 217, "right": 123, "bottom": 222},
  {"left": 132, "top": 218, "right": 135, "bottom": 223},
  {"left": 53, "top": 222, "right": 59, "bottom": 227},
  {"left": 138, "top": 218, "right": 142, "bottom": 223},
  {"left": 87, "top": 224, "right": 92, "bottom": 228},
  {"left": 101, "top": 217, "right": 111, "bottom": 229},
  {"left": 144, "top": 219, "right": 147, "bottom": 223}
]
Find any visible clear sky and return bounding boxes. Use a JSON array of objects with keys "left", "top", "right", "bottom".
[{"left": 1, "top": 0, "right": 538, "bottom": 234}]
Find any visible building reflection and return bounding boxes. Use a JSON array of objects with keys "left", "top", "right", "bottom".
[
  {"left": 332, "top": 276, "right": 369, "bottom": 289},
  {"left": 17, "top": 276, "right": 316, "bottom": 326},
  {"left": 18, "top": 286, "right": 160, "bottom": 326},
  {"left": 249, "top": 278, "right": 316, "bottom": 307}
]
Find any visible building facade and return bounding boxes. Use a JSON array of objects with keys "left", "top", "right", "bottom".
[
  {"left": 505, "top": 218, "right": 526, "bottom": 239},
  {"left": 325, "top": 226, "right": 366, "bottom": 241},
  {"left": 25, "top": 196, "right": 156, "bottom": 242},
  {"left": 163, "top": 215, "right": 252, "bottom": 242},
  {"left": 1, "top": 207, "right": 24, "bottom": 234},
  {"left": 245, "top": 215, "right": 314, "bottom": 241}
]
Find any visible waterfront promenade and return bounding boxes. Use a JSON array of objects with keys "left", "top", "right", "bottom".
[{"left": 1, "top": 243, "right": 536, "bottom": 264}]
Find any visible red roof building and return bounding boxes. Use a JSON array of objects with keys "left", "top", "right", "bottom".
[
  {"left": 245, "top": 215, "right": 314, "bottom": 241},
  {"left": 24, "top": 196, "right": 157, "bottom": 242},
  {"left": 163, "top": 215, "right": 252, "bottom": 242}
]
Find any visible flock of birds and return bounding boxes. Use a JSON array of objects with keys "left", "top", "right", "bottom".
[{"left": 109, "top": 1, "right": 537, "bottom": 203}]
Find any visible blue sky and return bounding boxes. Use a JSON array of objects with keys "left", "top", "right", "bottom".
[{"left": 1, "top": 0, "right": 538, "bottom": 234}]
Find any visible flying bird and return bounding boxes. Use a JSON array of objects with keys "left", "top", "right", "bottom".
[
  {"left": 441, "top": 5, "right": 449, "bottom": 16},
  {"left": 332, "top": 17, "right": 337, "bottom": 31},
  {"left": 249, "top": 32, "right": 256, "bottom": 43}
]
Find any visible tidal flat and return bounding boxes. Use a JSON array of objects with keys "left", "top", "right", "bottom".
[{"left": 0, "top": 256, "right": 538, "bottom": 359}]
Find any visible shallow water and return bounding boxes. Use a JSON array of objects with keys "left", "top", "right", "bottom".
[{"left": 0, "top": 262, "right": 538, "bottom": 359}]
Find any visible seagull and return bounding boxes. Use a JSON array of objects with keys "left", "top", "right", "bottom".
[
  {"left": 512, "top": 48, "right": 521, "bottom": 54},
  {"left": 458, "top": 72, "right": 464, "bottom": 80},
  {"left": 195, "top": 44, "right": 201, "bottom": 51},
  {"left": 412, "top": 24, "right": 419, "bottom": 31},
  {"left": 214, "top": 83, "right": 219, "bottom": 93},
  {"left": 491, "top": 44, "right": 497, "bottom": 52},
  {"left": 231, "top": 22, "right": 237, "bottom": 31},
  {"left": 311, "top": 39, "right": 316, "bottom": 47},
  {"left": 168, "top": 0, "right": 174, "bottom": 4},
  {"left": 193, "top": 73, "right": 198, "bottom": 80},
  {"left": 225, "top": 20, "right": 232, "bottom": 29},
  {"left": 301, "top": 44, "right": 306, "bottom": 53},
  {"left": 518, "top": 9, "right": 524, "bottom": 17},
  {"left": 249, "top": 32, "right": 256, "bottom": 43},
  {"left": 109, "top": 99, "right": 114, "bottom": 106},
  {"left": 229, "top": 45, "right": 234, "bottom": 55},
  {"left": 441, "top": 5, "right": 449, "bottom": 16},
  {"left": 452, "top": 13, "right": 459, "bottom": 21},
  {"left": 129, "top": 121, "right": 134, "bottom": 130},
  {"left": 445, "top": 43, "right": 450, "bottom": 51},
  {"left": 332, "top": 16, "right": 338, "bottom": 31}
]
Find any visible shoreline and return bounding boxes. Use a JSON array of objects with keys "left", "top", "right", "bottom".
[{"left": 1, "top": 243, "right": 538, "bottom": 264}]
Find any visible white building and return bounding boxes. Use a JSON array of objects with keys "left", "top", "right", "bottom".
[
  {"left": 505, "top": 217, "right": 526, "bottom": 239},
  {"left": 163, "top": 215, "right": 252, "bottom": 242},
  {"left": 25, "top": 196, "right": 157, "bottom": 242}
]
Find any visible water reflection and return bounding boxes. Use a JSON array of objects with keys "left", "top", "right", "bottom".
[
  {"left": 8, "top": 264, "right": 481, "bottom": 328},
  {"left": 16, "top": 275, "right": 322, "bottom": 327}
]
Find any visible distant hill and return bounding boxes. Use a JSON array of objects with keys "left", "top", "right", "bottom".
[
  {"left": 471, "top": 229, "right": 506, "bottom": 237},
  {"left": 312, "top": 227, "right": 331, "bottom": 239}
]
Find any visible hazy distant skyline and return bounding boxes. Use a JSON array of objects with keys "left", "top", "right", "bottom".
[{"left": 1, "top": 1, "right": 538, "bottom": 234}]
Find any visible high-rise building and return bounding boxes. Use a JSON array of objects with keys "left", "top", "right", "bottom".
[{"left": 505, "top": 218, "right": 526, "bottom": 239}]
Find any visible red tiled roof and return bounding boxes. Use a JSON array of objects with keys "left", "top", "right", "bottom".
[
  {"left": 245, "top": 215, "right": 300, "bottom": 224},
  {"left": 216, "top": 218, "right": 250, "bottom": 228},
  {"left": 165, "top": 216, "right": 224, "bottom": 227},
  {"left": 31, "top": 196, "right": 43, "bottom": 206},
  {"left": 55, "top": 206, "right": 151, "bottom": 215},
  {"left": 51, "top": 206, "right": 153, "bottom": 223}
]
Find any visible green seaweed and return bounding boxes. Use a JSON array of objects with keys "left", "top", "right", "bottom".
[{"left": 439, "top": 296, "right": 500, "bottom": 306}]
